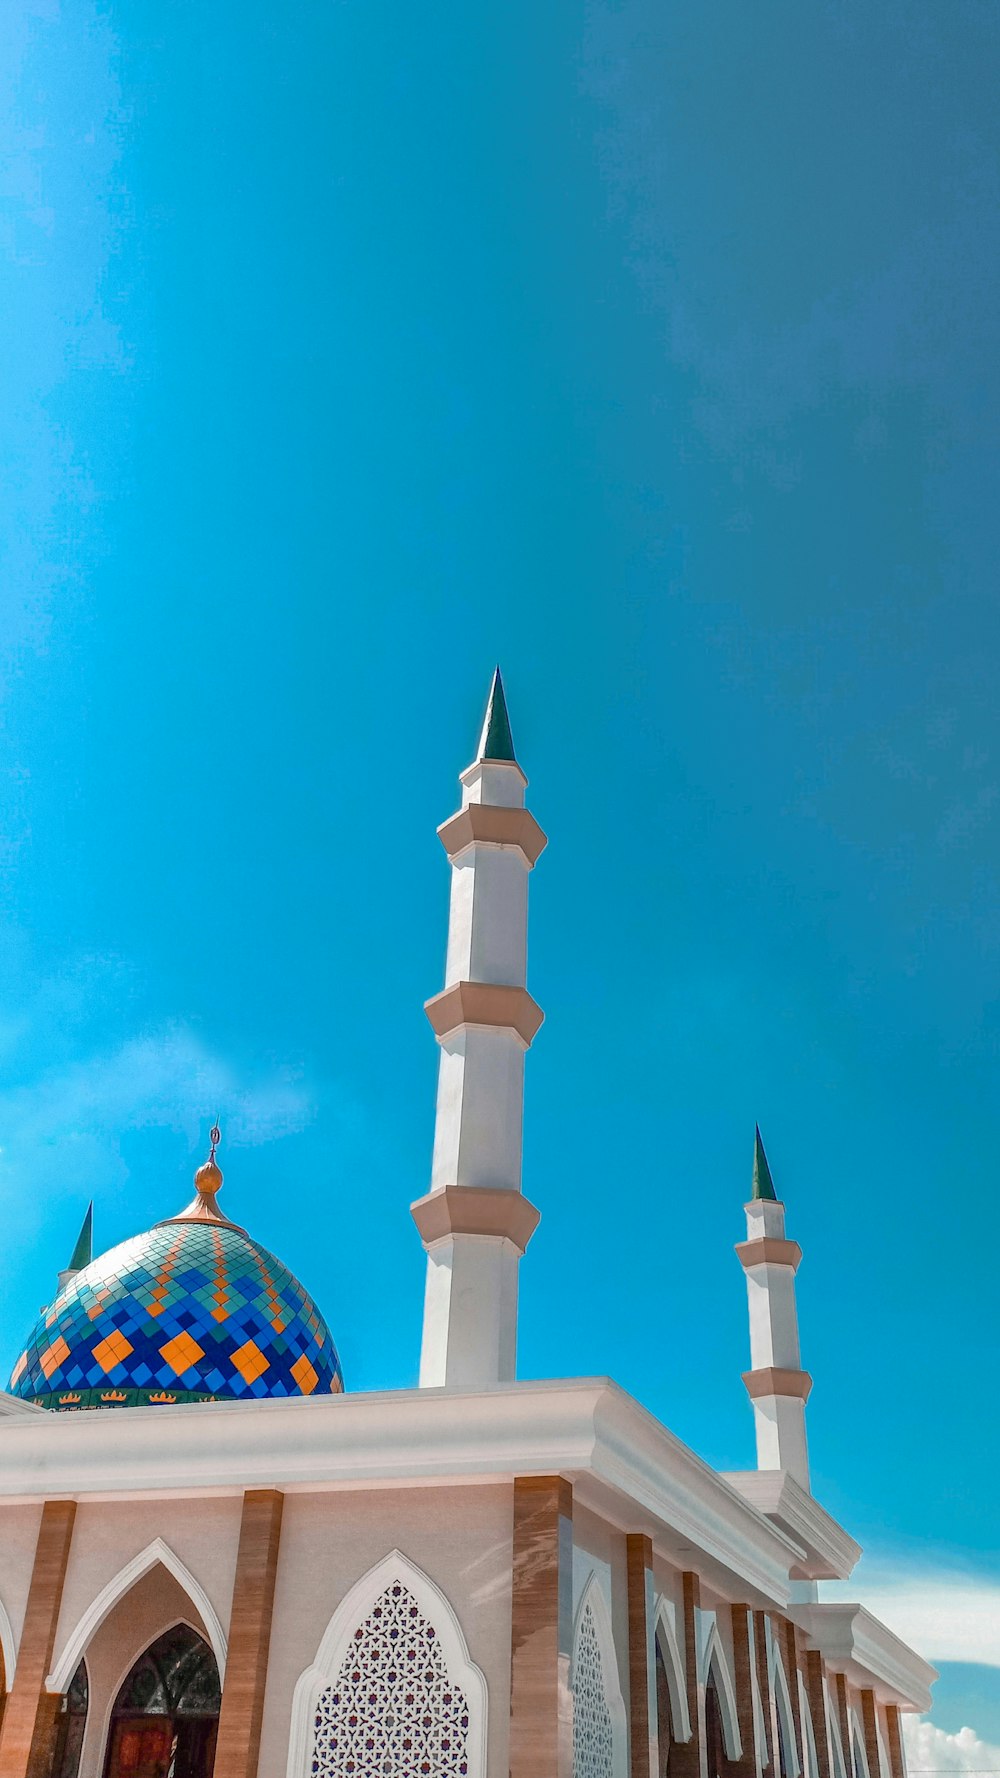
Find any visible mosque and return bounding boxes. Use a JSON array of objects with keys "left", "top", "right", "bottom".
[{"left": 0, "top": 673, "right": 934, "bottom": 1778}]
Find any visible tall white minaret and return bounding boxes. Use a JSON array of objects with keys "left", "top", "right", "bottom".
[
  {"left": 736, "top": 1128, "right": 813, "bottom": 1490},
  {"left": 411, "top": 670, "right": 546, "bottom": 1388}
]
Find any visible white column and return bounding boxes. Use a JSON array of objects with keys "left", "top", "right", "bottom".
[{"left": 412, "top": 677, "right": 546, "bottom": 1388}]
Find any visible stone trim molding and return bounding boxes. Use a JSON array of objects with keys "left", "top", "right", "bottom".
[
  {"left": 743, "top": 1367, "right": 813, "bottom": 1403},
  {"left": 424, "top": 981, "right": 544, "bottom": 1047},
  {"left": 437, "top": 804, "right": 548, "bottom": 867},
  {"left": 410, "top": 1186, "right": 540, "bottom": 1254},
  {"left": 735, "top": 1238, "right": 803, "bottom": 1272},
  {"left": 651, "top": 1600, "right": 692, "bottom": 1744},
  {"left": 700, "top": 1619, "right": 743, "bottom": 1761},
  {"left": 48, "top": 1536, "right": 228, "bottom": 1693}
]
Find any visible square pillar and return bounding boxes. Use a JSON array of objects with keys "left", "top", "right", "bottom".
[
  {"left": 885, "top": 1706, "right": 906, "bottom": 1778},
  {"left": 724, "top": 1607, "right": 758, "bottom": 1778},
  {"left": 214, "top": 1489, "right": 284, "bottom": 1778},
  {"left": 804, "top": 1651, "right": 833, "bottom": 1778},
  {"left": 0, "top": 1501, "right": 77, "bottom": 1778},
  {"left": 776, "top": 1618, "right": 806, "bottom": 1777},
  {"left": 509, "top": 1476, "right": 573, "bottom": 1778},
  {"left": 860, "top": 1690, "right": 882, "bottom": 1778},
  {"left": 626, "top": 1535, "right": 657, "bottom": 1778},
  {"left": 833, "top": 1674, "right": 858, "bottom": 1778},
  {"left": 753, "top": 1612, "right": 774, "bottom": 1778}
]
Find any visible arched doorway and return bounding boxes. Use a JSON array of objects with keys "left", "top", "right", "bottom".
[
  {"left": 51, "top": 1660, "right": 88, "bottom": 1778},
  {"left": 102, "top": 1625, "right": 220, "bottom": 1778}
]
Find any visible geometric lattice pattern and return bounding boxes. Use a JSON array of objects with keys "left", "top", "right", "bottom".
[
  {"left": 573, "top": 1598, "right": 615, "bottom": 1778},
  {"left": 311, "top": 1578, "right": 472, "bottom": 1778},
  {"left": 7, "top": 1218, "right": 344, "bottom": 1410}
]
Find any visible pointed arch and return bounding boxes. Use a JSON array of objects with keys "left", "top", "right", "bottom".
[
  {"left": 286, "top": 1548, "right": 488, "bottom": 1778},
  {"left": 0, "top": 1589, "right": 17, "bottom": 1689},
  {"left": 851, "top": 1714, "right": 871, "bottom": 1778},
  {"left": 701, "top": 1623, "right": 742, "bottom": 1761},
  {"left": 652, "top": 1598, "right": 692, "bottom": 1743},
  {"left": 570, "top": 1572, "right": 628, "bottom": 1778},
  {"left": 799, "top": 1673, "right": 818, "bottom": 1778},
  {"left": 47, "top": 1538, "right": 227, "bottom": 1694},
  {"left": 769, "top": 1636, "right": 801, "bottom": 1778},
  {"left": 829, "top": 1696, "right": 848, "bottom": 1778}
]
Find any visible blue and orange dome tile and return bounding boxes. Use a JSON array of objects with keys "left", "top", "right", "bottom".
[{"left": 7, "top": 1136, "right": 344, "bottom": 1412}]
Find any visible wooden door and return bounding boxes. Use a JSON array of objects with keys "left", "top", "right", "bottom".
[{"left": 106, "top": 1717, "right": 174, "bottom": 1778}]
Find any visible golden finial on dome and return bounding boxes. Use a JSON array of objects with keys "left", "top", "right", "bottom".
[
  {"left": 194, "top": 1122, "right": 224, "bottom": 1198},
  {"left": 158, "top": 1121, "right": 239, "bottom": 1229}
]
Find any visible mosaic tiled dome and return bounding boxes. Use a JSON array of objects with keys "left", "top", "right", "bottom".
[{"left": 7, "top": 1151, "right": 344, "bottom": 1412}]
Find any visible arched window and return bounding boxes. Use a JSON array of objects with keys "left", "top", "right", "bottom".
[
  {"left": 103, "top": 1624, "right": 220, "bottom": 1778},
  {"left": 50, "top": 1660, "right": 88, "bottom": 1778},
  {"left": 306, "top": 1560, "right": 485, "bottom": 1778},
  {"left": 573, "top": 1597, "right": 614, "bottom": 1778},
  {"left": 571, "top": 1581, "right": 626, "bottom": 1778}
]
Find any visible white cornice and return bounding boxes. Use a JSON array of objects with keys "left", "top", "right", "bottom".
[
  {"left": 791, "top": 1603, "right": 937, "bottom": 1712},
  {"left": 723, "top": 1470, "right": 861, "bottom": 1580},
  {"left": 0, "top": 1390, "right": 44, "bottom": 1418},
  {"left": 0, "top": 1377, "right": 802, "bottom": 1605}
]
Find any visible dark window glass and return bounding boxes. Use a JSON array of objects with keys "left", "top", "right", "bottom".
[
  {"left": 113, "top": 1627, "right": 221, "bottom": 1720},
  {"left": 51, "top": 1659, "right": 88, "bottom": 1778}
]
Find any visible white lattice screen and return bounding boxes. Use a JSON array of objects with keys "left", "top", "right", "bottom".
[
  {"left": 572, "top": 1597, "right": 615, "bottom": 1778},
  {"left": 311, "top": 1576, "right": 472, "bottom": 1777}
]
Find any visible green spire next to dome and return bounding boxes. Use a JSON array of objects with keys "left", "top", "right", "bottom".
[
  {"left": 476, "top": 667, "right": 517, "bottom": 763},
  {"left": 751, "top": 1126, "right": 778, "bottom": 1201},
  {"left": 67, "top": 1202, "right": 93, "bottom": 1273}
]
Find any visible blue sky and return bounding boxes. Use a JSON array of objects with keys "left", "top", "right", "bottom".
[{"left": 2, "top": 0, "right": 999, "bottom": 1744}]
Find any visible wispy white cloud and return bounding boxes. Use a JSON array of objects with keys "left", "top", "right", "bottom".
[
  {"left": 904, "top": 1719, "right": 1000, "bottom": 1777},
  {"left": 0, "top": 1018, "right": 315, "bottom": 1256}
]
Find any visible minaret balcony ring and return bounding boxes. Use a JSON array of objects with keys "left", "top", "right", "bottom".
[
  {"left": 424, "top": 982, "right": 545, "bottom": 1047},
  {"left": 437, "top": 804, "right": 548, "bottom": 867}
]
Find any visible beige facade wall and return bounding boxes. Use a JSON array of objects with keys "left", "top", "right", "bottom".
[
  {"left": 259, "top": 1482, "right": 514, "bottom": 1778},
  {"left": 0, "top": 1506, "right": 45, "bottom": 1670},
  {"left": 50, "top": 1496, "right": 243, "bottom": 1686}
]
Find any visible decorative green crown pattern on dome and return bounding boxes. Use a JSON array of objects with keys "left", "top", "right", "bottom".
[{"left": 8, "top": 1216, "right": 344, "bottom": 1412}]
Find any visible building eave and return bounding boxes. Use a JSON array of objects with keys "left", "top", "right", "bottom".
[
  {"left": 723, "top": 1469, "right": 862, "bottom": 1580},
  {"left": 791, "top": 1602, "right": 937, "bottom": 1712}
]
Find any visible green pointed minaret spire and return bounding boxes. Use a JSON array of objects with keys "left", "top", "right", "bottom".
[
  {"left": 476, "top": 666, "right": 517, "bottom": 763},
  {"left": 751, "top": 1126, "right": 778, "bottom": 1201},
  {"left": 67, "top": 1202, "right": 93, "bottom": 1273}
]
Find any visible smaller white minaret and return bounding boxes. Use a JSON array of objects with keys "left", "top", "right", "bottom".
[
  {"left": 736, "top": 1128, "right": 812, "bottom": 1490},
  {"left": 412, "top": 670, "right": 546, "bottom": 1388}
]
